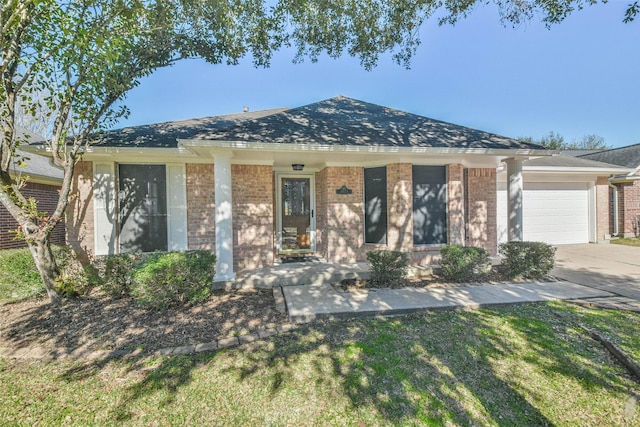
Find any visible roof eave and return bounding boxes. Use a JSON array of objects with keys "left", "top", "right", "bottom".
[{"left": 178, "top": 139, "right": 553, "bottom": 157}]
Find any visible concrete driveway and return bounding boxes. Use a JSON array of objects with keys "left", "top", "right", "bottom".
[{"left": 553, "top": 243, "right": 640, "bottom": 299}]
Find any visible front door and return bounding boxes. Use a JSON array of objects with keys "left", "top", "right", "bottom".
[{"left": 278, "top": 176, "right": 315, "bottom": 252}]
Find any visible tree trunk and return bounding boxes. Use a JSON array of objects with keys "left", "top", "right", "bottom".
[{"left": 26, "top": 234, "right": 61, "bottom": 304}]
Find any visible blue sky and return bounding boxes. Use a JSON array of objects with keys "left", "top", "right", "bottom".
[{"left": 118, "top": 2, "right": 640, "bottom": 148}]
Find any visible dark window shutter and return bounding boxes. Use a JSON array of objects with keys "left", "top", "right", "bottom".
[
  {"left": 412, "top": 166, "right": 447, "bottom": 245},
  {"left": 364, "top": 167, "right": 387, "bottom": 244}
]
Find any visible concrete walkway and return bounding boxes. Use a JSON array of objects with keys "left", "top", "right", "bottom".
[{"left": 282, "top": 281, "right": 614, "bottom": 323}]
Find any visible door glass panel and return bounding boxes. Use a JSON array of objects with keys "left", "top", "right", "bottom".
[
  {"left": 282, "top": 178, "right": 311, "bottom": 250},
  {"left": 118, "top": 164, "right": 168, "bottom": 252}
]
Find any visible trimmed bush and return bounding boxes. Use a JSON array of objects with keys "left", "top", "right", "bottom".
[
  {"left": 366, "top": 250, "right": 409, "bottom": 284},
  {"left": 439, "top": 245, "right": 491, "bottom": 282},
  {"left": 51, "top": 246, "right": 90, "bottom": 297},
  {"left": 131, "top": 250, "right": 216, "bottom": 310},
  {"left": 499, "top": 241, "right": 556, "bottom": 279},
  {"left": 94, "top": 253, "right": 139, "bottom": 298}
]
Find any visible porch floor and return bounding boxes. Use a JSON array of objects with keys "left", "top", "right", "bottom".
[{"left": 228, "top": 261, "right": 371, "bottom": 289}]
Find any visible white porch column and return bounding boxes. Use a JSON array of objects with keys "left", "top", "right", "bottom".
[
  {"left": 506, "top": 158, "right": 524, "bottom": 242},
  {"left": 213, "top": 152, "right": 235, "bottom": 282}
]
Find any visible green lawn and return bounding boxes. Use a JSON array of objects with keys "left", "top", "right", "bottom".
[
  {"left": 0, "top": 248, "right": 44, "bottom": 304},
  {"left": 1, "top": 302, "right": 639, "bottom": 426},
  {"left": 611, "top": 237, "right": 640, "bottom": 247}
]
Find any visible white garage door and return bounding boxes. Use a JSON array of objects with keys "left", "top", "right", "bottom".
[{"left": 497, "top": 181, "right": 591, "bottom": 245}]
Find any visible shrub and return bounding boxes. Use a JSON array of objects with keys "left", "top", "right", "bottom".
[
  {"left": 366, "top": 250, "right": 409, "bottom": 284},
  {"left": 52, "top": 246, "right": 90, "bottom": 297},
  {"left": 438, "top": 245, "right": 491, "bottom": 282},
  {"left": 131, "top": 250, "right": 216, "bottom": 310},
  {"left": 499, "top": 241, "right": 556, "bottom": 279},
  {"left": 94, "top": 253, "right": 138, "bottom": 298}
]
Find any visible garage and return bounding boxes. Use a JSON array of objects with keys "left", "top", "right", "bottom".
[{"left": 497, "top": 181, "right": 592, "bottom": 245}]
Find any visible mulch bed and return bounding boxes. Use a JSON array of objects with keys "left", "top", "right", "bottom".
[
  {"left": 0, "top": 268, "right": 558, "bottom": 354},
  {"left": 0, "top": 288, "right": 289, "bottom": 353}
]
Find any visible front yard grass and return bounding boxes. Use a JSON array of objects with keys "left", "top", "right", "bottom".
[
  {"left": 0, "top": 248, "right": 44, "bottom": 304},
  {"left": 1, "top": 302, "right": 639, "bottom": 426},
  {"left": 611, "top": 237, "right": 640, "bottom": 247}
]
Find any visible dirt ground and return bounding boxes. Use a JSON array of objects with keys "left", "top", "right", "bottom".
[
  {"left": 0, "top": 268, "right": 556, "bottom": 353},
  {"left": 0, "top": 288, "right": 289, "bottom": 353}
]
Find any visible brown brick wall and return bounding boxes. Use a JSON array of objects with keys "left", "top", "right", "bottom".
[
  {"left": 386, "top": 163, "right": 412, "bottom": 252},
  {"left": 186, "top": 163, "right": 215, "bottom": 251},
  {"left": 66, "top": 161, "right": 94, "bottom": 261},
  {"left": 232, "top": 164, "right": 274, "bottom": 272},
  {"left": 0, "top": 182, "right": 66, "bottom": 250},
  {"left": 595, "top": 176, "right": 611, "bottom": 240},
  {"left": 466, "top": 168, "right": 497, "bottom": 255},
  {"left": 448, "top": 164, "right": 465, "bottom": 246},
  {"left": 619, "top": 180, "right": 640, "bottom": 236},
  {"left": 316, "top": 167, "right": 364, "bottom": 263}
]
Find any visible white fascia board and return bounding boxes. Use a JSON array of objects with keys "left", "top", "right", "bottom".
[
  {"left": 178, "top": 138, "right": 553, "bottom": 157},
  {"left": 497, "top": 165, "right": 633, "bottom": 175}
]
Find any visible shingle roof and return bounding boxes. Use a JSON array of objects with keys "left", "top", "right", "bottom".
[
  {"left": 578, "top": 143, "right": 640, "bottom": 168},
  {"left": 90, "top": 108, "right": 288, "bottom": 148},
  {"left": 11, "top": 127, "right": 63, "bottom": 181},
  {"left": 524, "top": 155, "right": 630, "bottom": 170},
  {"left": 200, "top": 96, "right": 545, "bottom": 150},
  {"left": 11, "top": 149, "right": 63, "bottom": 181}
]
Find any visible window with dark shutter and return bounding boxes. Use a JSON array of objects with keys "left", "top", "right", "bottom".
[
  {"left": 364, "top": 166, "right": 387, "bottom": 244},
  {"left": 412, "top": 165, "right": 447, "bottom": 245}
]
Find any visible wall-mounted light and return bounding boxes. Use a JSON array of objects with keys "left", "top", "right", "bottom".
[{"left": 292, "top": 163, "right": 304, "bottom": 171}]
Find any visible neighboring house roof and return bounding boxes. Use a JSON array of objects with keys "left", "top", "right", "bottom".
[
  {"left": 557, "top": 149, "right": 604, "bottom": 157},
  {"left": 523, "top": 155, "right": 630, "bottom": 170},
  {"left": 10, "top": 127, "right": 63, "bottom": 183},
  {"left": 198, "top": 96, "right": 545, "bottom": 150},
  {"left": 11, "top": 149, "right": 63, "bottom": 182},
  {"left": 90, "top": 108, "right": 288, "bottom": 148},
  {"left": 578, "top": 142, "right": 640, "bottom": 169}
]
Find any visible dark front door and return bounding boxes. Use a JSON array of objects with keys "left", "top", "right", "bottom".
[
  {"left": 118, "top": 164, "right": 168, "bottom": 252},
  {"left": 281, "top": 177, "right": 312, "bottom": 251}
]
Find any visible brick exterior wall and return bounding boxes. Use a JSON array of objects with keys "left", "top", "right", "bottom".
[
  {"left": 595, "top": 176, "right": 611, "bottom": 240},
  {"left": 232, "top": 164, "right": 274, "bottom": 272},
  {"left": 316, "top": 167, "right": 364, "bottom": 263},
  {"left": 466, "top": 168, "right": 497, "bottom": 255},
  {"left": 0, "top": 182, "right": 66, "bottom": 250},
  {"left": 186, "top": 163, "right": 215, "bottom": 251},
  {"left": 447, "top": 164, "right": 465, "bottom": 246},
  {"left": 618, "top": 179, "right": 640, "bottom": 237},
  {"left": 386, "top": 163, "right": 412, "bottom": 252},
  {"left": 64, "top": 161, "right": 94, "bottom": 262}
]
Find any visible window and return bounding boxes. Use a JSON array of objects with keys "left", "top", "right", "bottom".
[
  {"left": 413, "top": 165, "right": 447, "bottom": 245},
  {"left": 364, "top": 166, "right": 387, "bottom": 244},
  {"left": 118, "top": 164, "right": 168, "bottom": 252}
]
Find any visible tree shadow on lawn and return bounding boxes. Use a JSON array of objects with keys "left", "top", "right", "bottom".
[
  {"left": 0, "top": 289, "right": 285, "bottom": 354},
  {"left": 57, "top": 303, "right": 637, "bottom": 425}
]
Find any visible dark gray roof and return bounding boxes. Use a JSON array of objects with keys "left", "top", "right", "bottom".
[
  {"left": 90, "top": 108, "right": 288, "bottom": 148},
  {"left": 578, "top": 143, "right": 640, "bottom": 168},
  {"left": 524, "top": 155, "right": 630, "bottom": 170},
  {"left": 557, "top": 149, "right": 603, "bottom": 157},
  {"left": 200, "top": 96, "right": 546, "bottom": 150},
  {"left": 11, "top": 149, "right": 63, "bottom": 181},
  {"left": 11, "top": 127, "right": 63, "bottom": 181}
]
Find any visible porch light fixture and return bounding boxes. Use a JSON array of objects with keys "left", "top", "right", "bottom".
[{"left": 292, "top": 163, "right": 304, "bottom": 171}]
